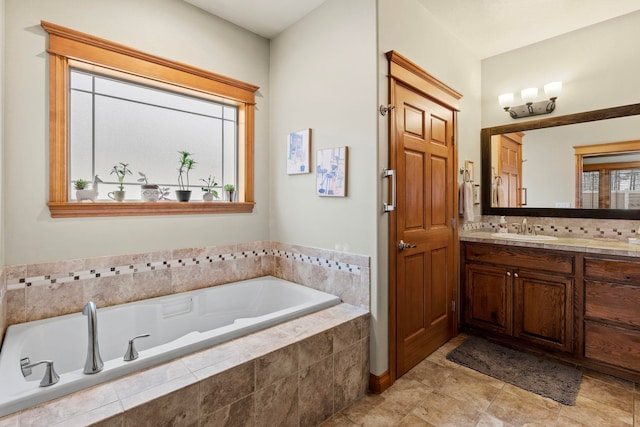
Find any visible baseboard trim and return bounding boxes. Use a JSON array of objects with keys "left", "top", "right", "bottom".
[{"left": 369, "top": 371, "right": 391, "bottom": 394}]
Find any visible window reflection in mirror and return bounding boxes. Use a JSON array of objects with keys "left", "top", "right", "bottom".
[{"left": 69, "top": 68, "right": 238, "bottom": 201}]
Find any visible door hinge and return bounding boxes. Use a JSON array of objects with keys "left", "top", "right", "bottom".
[
  {"left": 451, "top": 218, "right": 456, "bottom": 229},
  {"left": 451, "top": 301, "right": 456, "bottom": 312}
]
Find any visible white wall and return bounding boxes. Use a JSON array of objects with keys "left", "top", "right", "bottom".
[
  {"left": 1, "top": 0, "right": 5, "bottom": 266},
  {"left": 269, "top": 0, "right": 378, "bottom": 369},
  {"left": 482, "top": 10, "right": 640, "bottom": 128},
  {"left": 4, "top": 0, "right": 271, "bottom": 264},
  {"left": 375, "top": 0, "right": 482, "bottom": 375}
]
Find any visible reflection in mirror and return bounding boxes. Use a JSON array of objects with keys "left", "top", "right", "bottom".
[
  {"left": 481, "top": 103, "right": 640, "bottom": 219},
  {"left": 575, "top": 139, "right": 640, "bottom": 209}
]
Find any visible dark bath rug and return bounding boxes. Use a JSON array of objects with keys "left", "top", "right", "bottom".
[{"left": 446, "top": 336, "right": 582, "bottom": 405}]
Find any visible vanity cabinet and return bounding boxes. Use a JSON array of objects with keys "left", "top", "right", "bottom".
[
  {"left": 582, "top": 256, "right": 640, "bottom": 374},
  {"left": 462, "top": 242, "right": 575, "bottom": 353}
]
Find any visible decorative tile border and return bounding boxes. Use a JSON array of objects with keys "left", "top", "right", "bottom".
[
  {"left": 6, "top": 248, "right": 362, "bottom": 291},
  {"left": 462, "top": 216, "right": 640, "bottom": 240}
]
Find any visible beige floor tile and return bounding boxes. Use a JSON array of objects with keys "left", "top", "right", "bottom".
[
  {"left": 396, "top": 413, "right": 434, "bottom": 426},
  {"left": 634, "top": 393, "right": 639, "bottom": 427},
  {"left": 487, "top": 389, "right": 560, "bottom": 426},
  {"left": 403, "top": 358, "right": 455, "bottom": 390},
  {"left": 382, "top": 377, "right": 432, "bottom": 410},
  {"left": 320, "top": 413, "right": 357, "bottom": 426},
  {"left": 577, "top": 375, "right": 634, "bottom": 413},
  {"left": 500, "top": 383, "right": 563, "bottom": 413},
  {"left": 475, "top": 412, "right": 515, "bottom": 427},
  {"left": 556, "top": 415, "right": 592, "bottom": 427},
  {"left": 424, "top": 346, "right": 461, "bottom": 370},
  {"left": 411, "top": 392, "right": 481, "bottom": 426},
  {"left": 582, "top": 368, "right": 635, "bottom": 392},
  {"left": 340, "top": 393, "right": 410, "bottom": 427},
  {"left": 437, "top": 367, "right": 503, "bottom": 412},
  {"left": 560, "top": 395, "right": 633, "bottom": 427}
]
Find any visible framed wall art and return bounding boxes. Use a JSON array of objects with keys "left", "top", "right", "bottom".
[
  {"left": 316, "top": 146, "right": 348, "bottom": 197},
  {"left": 286, "top": 129, "right": 311, "bottom": 174}
]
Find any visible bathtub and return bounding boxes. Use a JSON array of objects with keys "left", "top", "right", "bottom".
[{"left": 0, "top": 276, "right": 341, "bottom": 417}]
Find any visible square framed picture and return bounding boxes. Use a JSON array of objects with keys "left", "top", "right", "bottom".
[
  {"left": 287, "top": 129, "right": 311, "bottom": 174},
  {"left": 316, "top": 147, "right": 348, "bottom": 197}
]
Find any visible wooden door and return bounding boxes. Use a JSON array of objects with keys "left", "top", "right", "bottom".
[
  {"left": 393, "top": 83, "right": 457, "bottom": 377},
  {"left": 513, "top": 271, "right": 573, "bottom": 352},
  {"left": 497, "top": 133, "right": 523, "bottom": 207},
  {"left": 464, "top": 264, "right": 513, "bottom": 336}
]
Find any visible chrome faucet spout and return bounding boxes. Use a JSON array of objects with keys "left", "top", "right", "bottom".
[{"left": 82, "top": 301, "right": 104, "bottom": 374}]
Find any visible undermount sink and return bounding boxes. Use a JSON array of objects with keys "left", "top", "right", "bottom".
[{"left": 490, "top": 233, "right": 558, "bottom": 242}]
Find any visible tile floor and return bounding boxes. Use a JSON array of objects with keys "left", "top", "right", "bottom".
[{"left": 322, "top": 334, "right": 639, "bottom": 426}]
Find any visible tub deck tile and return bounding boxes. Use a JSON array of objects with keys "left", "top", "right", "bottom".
[
  {"left": 0, "top": 304, "right": 370, "bottom": 426},
  {"left": 119, "top": 373, "right": 198, "bottom": 411},
  {"left": 112, "top": 359, "right": 191, "bottom": 400}
]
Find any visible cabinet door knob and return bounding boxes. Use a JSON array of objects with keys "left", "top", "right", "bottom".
[
  {"left": 506, "top": 271, "right": 511, "bottom": 277},
  {"left": 514, "top": 273, "right": 519, "bottom": 278}
]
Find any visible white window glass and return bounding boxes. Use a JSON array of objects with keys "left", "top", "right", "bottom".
[{"left": 69, "top": 69, "right": 237, "bottom": 201}]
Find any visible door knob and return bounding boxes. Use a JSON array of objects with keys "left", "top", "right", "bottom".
[{"left": 398, "top": 240, "right": 417, "bottom": 251}]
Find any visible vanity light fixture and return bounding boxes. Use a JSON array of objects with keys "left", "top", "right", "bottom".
[{"left": 498, "top": 81, "right": 562, "bottom": 119}]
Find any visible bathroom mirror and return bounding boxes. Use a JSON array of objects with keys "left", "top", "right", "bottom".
[{"left": 481, "top": 103, "right": 640, "bottom": 219}]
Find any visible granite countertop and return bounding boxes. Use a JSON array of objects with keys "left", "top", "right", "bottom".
[{"left": 460, "top": 231, "right": 640, "bottom": 258}]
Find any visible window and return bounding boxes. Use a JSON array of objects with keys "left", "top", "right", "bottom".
[
  {"left": 69, "top": 69, "right": 238, "bottom": 201},
  {"left": 42, "top": 21, "right": 258, "bottom": 217}
]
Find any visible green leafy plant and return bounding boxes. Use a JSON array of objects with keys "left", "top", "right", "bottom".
[
  {"left": 110, "top": 162, "right": 132, "bottom": 191},
  {"left": 201, "top": 175, "right": 219, "bottom": 198},
  {"left": 73, "top": 179, "right": 89, "bottom": 190},
  {"left": 137, "top": 171, "right": 149, "bottom": 185},
  {"left": 177, "top": 151, "right": 197, "bottom": 191},
  {"left": 223, "top": 184, "right": 235, "bottom": 191}
]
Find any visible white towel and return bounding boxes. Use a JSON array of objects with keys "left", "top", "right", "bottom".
[
  {"left": 459, "top": 181, "right": 474, "bottom": 222},
  {"left": 496, "top": 180, "right": 506, "bottom": 207}
]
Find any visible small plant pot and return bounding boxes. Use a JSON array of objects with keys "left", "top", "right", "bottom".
[
  {"left": 203, "top": 192, "right": 214, "bottom": 202},
  {"left": 141, "top": 184, "right": 160, "bottom": 202},
  {"left": 175, "top": 190, "right": 192, "bottom": 202},
  {"left": 108, "top": 190, "right": 126, "bottom": 202},
  {"left": 226, "top": 190, "right": 235, "bottom": 202}
]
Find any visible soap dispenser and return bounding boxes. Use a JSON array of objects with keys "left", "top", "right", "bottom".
[{"left": 498, "top": 216, "right": 507, "bottom": 233}]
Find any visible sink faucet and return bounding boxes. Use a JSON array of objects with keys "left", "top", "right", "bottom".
[
  {"left": 511, "top": 218, "right": 537, "bottom": 235},
  {"left": 82, "top": 301, "right": 104, "bottom": 374}
]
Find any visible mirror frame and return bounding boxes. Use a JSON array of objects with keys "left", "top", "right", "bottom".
[{"left": 481, "top": 102, "right": 640, "bottom": 219}]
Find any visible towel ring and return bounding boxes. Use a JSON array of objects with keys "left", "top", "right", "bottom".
[{"left": 459, "top": 168, "right": 471, "bottom": 183}]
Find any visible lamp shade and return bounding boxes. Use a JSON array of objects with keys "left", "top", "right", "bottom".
[
  {"left": 498, "top": 93, "right": 514, "bottom": 109},
  {"left": 544, "top": 81, "right": 562, "bottom": 99},
  {"left": 521, "top": 87, "right": 538, "bottom": 104}
]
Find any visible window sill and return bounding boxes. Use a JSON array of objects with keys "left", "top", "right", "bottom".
[{"left": 47, "top": 201, "right": 255, "bottom": 218}]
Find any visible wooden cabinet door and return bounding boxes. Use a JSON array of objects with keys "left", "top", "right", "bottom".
[
  {"left": 464, "top": 264, "right": 512, "bottom": 335},
  {"left": 513, "top": 271, "right": 573, "bottom": 352}
]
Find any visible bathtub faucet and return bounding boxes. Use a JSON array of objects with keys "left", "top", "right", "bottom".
[{"left": 82, "top": 301, "right": 104, "bottom": 374}]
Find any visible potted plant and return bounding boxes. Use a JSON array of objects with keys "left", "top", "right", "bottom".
[
  {"left": 176, "top": 151, "right": 196, "bottom": 202},
  {"left": 200, "top": 175, "right": 219, "bottom": 202},
  {"left": 224, "top": 184, "right": 235, "bottom": 202},
  {"left": 109, "top": 162, "right": 132, "bottom": 202},
  {"left": 74, "top": 178, "right": 89, "bottom": 201},
  {"left": 137, "top": 172, "right": 161, "bottom": 202}
]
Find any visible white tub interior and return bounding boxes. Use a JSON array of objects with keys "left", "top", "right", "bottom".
[{"left": 0, "top": 276, "right": 341, "bottom": 417}]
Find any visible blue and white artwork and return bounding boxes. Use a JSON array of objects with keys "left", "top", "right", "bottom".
[{"left": 316, "top": 147, "right": 348, "bottom": 197}]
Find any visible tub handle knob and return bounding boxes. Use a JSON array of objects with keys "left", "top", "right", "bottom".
[
  {"left": 123, "top": 333, "right": 151, "bottom": 361},
  {"left": 20, "top": 358, "right": 60, "bottom": 387}
]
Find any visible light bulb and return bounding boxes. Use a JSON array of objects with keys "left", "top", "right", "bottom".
[
  {"left": 544, "top": 81, "right": 562, "bottom": 99},
  {"left": 521, "top": 87, "right": 538, "bottom": 104},
  {"left": 498, "top": 93, "right": 514, "bottom": 109}
]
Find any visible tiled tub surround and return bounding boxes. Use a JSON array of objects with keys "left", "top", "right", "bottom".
[
  {"left": 0, "top": 303, "right": 369, "bottom": 426},
  {"left": 463, "top": 216, "right": 640, "bottom": 241},
  {"left": 0, "top": 242, "right": 370, "bottom": 424},
  {"left": 3, "top": 241, "right": 369, "bottom": 329}
]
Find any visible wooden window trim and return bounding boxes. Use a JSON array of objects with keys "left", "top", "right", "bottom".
[
  {"left": 42, "top": 21, "right": 258, "bottom": 218},
  {"left": 574, "top": 139, "right": 640, "bottom": 208}
]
